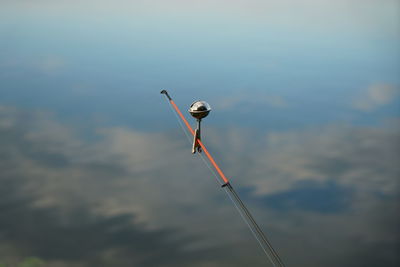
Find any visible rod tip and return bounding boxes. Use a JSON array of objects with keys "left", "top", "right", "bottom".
[{"left": 160, "top": 90, "right": 172, "bottom": 100}]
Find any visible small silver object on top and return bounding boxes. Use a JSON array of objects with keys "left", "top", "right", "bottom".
[
  {"left": 188, "top": 101, "right": 211, "bottom": 154},
  {"left": 189, "top": 101, "right": 211, "bottom": 119}
]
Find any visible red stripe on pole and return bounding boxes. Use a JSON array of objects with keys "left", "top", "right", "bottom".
[
  {"left": 169, "top": 99, "right": 229, "bottom": 184},
  {"left": 170, "top": 100, "right": 194, "bottom": 135},
  {"left": 197, "top": 140, "right": 229, "bottom": 184}
]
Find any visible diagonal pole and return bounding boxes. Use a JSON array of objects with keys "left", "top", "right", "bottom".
[
  {"left": 161, "top": 90, "right": 229, "bottom": 185},
  {"left": 161, "top": 90, "right": 286, "bottom": 267}
]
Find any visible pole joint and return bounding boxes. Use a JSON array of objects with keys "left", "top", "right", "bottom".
[{"left": 221, "top": 182, "right": 231, "bottom": 188}]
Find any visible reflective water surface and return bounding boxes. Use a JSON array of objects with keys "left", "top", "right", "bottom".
[{"left": 1, "top": 1, "right": 399, "bottom": 266}]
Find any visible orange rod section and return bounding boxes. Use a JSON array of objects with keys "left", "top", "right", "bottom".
[
  {"left": 197, "top": 140, "right": 229, "bottom": 184},
  {"left": 169, "top": 99, "right": 229, "bottom": 184},
  {"left": 170, "top": 100, "right": 194, "bottom": 135}
]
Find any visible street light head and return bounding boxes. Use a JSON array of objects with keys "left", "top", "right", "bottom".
[{"left": 189, "top": 101, "right": 211, "bottom": 120}]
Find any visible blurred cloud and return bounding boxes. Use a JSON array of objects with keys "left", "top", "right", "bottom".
[
  {"left": 0, "top": 105, "right": 260, "bottom": 266},
  {"left": 248, "top": 124, "right": 400, "bottom": 196},
  {"left": 215, "top": 91, "right": 288, "bottom": 111},
  {"left": 37, "top": 56, "right": 66, "bottom": 74},
  {"left": 0, "top": 105, "right": 399, "bottom": 266},
  {"left": 353, "top": 84, "right": 399, "bottom": 112},
  {"left": 0, "top": 55, "right": 66, "bottom": 76}
]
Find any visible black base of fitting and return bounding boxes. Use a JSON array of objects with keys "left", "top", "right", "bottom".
[{"left": 221, "top": 182, "right": 230, "bottom": 188}]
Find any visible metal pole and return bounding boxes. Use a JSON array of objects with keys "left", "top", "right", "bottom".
[
  {"left": 161, "top": 90, "right": 285, "bottom": 266},
  {"left": 224, "top": 182, "right": 285, "bottom": 267}
]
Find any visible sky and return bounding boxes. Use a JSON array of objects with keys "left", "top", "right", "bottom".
[{"left": 0, "top": 0, "right": 399, "bottom": 266}]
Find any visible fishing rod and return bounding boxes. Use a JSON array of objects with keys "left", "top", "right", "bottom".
[{"left": 161, "top": 90, "right": 285, "bottom": 267}]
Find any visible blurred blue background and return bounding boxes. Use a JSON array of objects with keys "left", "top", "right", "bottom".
[{"left": 1, "top": 1, "right": 399, "bottom": 266}]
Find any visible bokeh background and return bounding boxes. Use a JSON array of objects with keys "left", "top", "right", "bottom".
[{"left": 1, "top": 0, "right": 399, "bottom": 266}]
